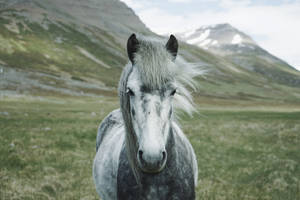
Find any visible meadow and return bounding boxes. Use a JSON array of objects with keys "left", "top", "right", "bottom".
[{"left": 0, "top": 95, "right": 299, "bottom": 200}]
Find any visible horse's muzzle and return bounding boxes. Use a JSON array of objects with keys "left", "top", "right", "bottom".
[{"left": 137, "top": 148, "right": 167, "bottom": 173}]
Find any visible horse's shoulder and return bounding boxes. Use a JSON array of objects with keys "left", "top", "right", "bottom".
[{"left": 96, "top": 109, "right": 123, "bottom": 152}]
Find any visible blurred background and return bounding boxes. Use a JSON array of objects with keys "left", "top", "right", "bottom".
[{"left": 0, "top": 0, "right": 299, "bottom": 199}]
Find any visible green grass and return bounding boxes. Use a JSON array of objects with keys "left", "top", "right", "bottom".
[
  {"left": 1, "top": 96, "right": 299, "bottom": 200},
  {"left": 0, "top": 96, "right": 118, "bottom": 200},
  {"left": 185, "top": 109, "right": 300, "bottom": 200}
]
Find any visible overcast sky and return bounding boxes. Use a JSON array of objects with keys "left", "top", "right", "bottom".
[{"left": 120, "top": 0, "right": 300, "bottom": 70}]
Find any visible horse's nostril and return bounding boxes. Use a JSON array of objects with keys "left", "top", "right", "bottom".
[
  {"left": 162, "top": 151, "right": 166, "bottom": 161},
  {"left": 138, "top": 150, "right": 143, "bottom": 160}
]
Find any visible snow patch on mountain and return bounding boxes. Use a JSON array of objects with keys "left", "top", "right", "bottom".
[{"left": 232, "top": 34, "right": 242, "bottom": 44}]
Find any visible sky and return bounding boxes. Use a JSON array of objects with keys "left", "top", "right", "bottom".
[{"left": 120, "top": 0, "right": 300, "bottom": 71}]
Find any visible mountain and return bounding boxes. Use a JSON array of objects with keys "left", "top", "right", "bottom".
[
  {"left": 177, "top": 23, "right": 256, "bottom": 50},
  {"left": 177, "top": 23, "right": 300, "bottom": 87},
  {"left": 0, "top": 0, "right": 300, "bottom": 103}
]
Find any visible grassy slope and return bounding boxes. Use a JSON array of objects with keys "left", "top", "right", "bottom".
[
  {"left": 1, "top": 96, "right": 299, "bottom": 200},
  {"left": 0, "top": 9, "right": 126, "bottom": 89}
]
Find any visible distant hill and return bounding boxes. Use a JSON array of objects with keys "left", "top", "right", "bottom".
[{"left": 0, "top": 0, "right": 300, "bottom": 103}]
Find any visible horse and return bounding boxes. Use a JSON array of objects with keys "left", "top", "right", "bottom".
[{"left": 93, "top": 34, "right": 202, "bottom": 200}]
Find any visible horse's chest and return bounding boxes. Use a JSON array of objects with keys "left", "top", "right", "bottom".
[{"left": 117, "top": 150, "right": 195, "bottom": 200}]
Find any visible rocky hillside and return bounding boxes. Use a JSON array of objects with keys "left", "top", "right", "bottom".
[{"left": 0, "top": 0, "right": 300, "bottom": 103}]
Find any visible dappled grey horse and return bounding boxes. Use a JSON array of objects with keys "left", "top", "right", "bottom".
[{"left": 93, "top": 34, "right": 201, "bottom": 199}]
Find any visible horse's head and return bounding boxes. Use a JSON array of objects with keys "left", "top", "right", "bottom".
[
  {"left": 120, "top": 34, "right": 200, "bottom": 177},
  {"left": 123, "top": 34, "right": 178, "bottom": 173}
]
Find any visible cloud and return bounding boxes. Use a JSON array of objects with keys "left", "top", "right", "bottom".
[
  {"left": 167, "top": 0, "right": 192, "bottom": 3},
  {"left": 138, "top": 8, "right": 188, "bottom": 35},
  {"left": 219, "top": 0, "right": 252, "bottom": 8}
]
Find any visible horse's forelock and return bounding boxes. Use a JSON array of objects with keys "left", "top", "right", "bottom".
[{"left": 134, "top": 37, "right": 174, "bottom": 90}]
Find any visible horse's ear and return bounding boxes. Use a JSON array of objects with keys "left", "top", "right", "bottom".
[
  {"left": 127, "top": 33, "right": 139, "bottom": 64},
  {"left": 166, "top": 34, "right": 178, "bottom": 60}
]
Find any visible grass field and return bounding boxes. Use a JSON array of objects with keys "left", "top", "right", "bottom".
[{"left": 0, "top": 95, "right": 300, "bottom": 200}]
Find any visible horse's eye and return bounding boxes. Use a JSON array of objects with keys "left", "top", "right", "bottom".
[
  {"left": 126, "top": 88, "right": 135, "bottom": 96},
  {"left": 170, "top": 89, "right": 177, "bottom": 96}
]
